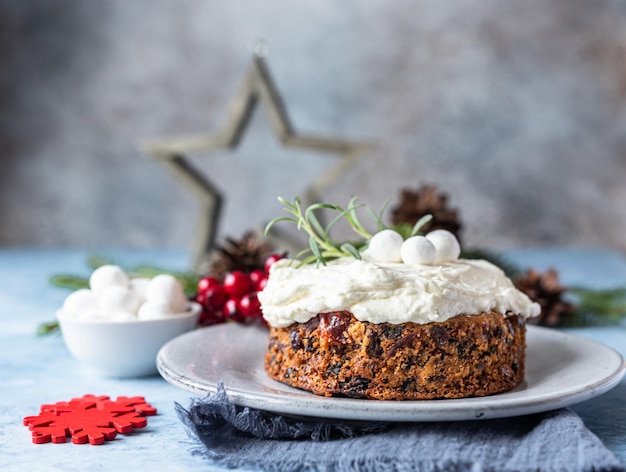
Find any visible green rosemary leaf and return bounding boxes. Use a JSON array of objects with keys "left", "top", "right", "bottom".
[
  {"left": 392, "top": 222, "right": 413, "bottom": 240},
  {"left": 265, "top": 217, "right": 298, "bottom": 236},
  {"left": 410, "top": 214, "right": 433, "bottom": 237},
  {"left": 272, "top": 196, "right": 378, "bottom": 265},
  {"left": 309, "top": 236, "right": 326, "bottom": 266},
  {"left": 366, "top": 207, "right": 379, "bottom": 227},
  {"left": 306, "top": 203, "right": 343, "bottom": 213},
  {"left": 326, "top": 205, "right": 358, "bottom": 233},
  {"left": 49, "top": 275, "right": 90, "bottom": 291},
  {"left": 297, "top": 254, "right": 320, "bottom": 267},
  {"left": 377, "top": 199, "right": 391, "bottom": 229},
  {"left": 366, "top": 207, "right": 389, "bottom": 233},
  {"left": 278, "top": 196, "right": 295, "bottom": 209},
  {"left": 341, "top": 243, "right": 362, "bottom": 260},
  {"left": 346, "top": 198, "right": 371, "bottom": 238},
  {"left": 294, "top": 247, "right": 313, "bottom": 259},
  {"left": 306, "top": 210, "right": 329, "bottom": 242}
]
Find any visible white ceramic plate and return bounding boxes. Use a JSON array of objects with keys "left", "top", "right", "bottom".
[{"left": 157, "top": 324, "right": 625, "bottom": 422}]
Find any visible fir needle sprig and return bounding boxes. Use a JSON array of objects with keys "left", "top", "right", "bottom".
[
  {"left": 566, "top": 286, "right": 626, "bottom": 326},
  {"left": 265, "top": 196, "right": 432, "bottom": 267}
]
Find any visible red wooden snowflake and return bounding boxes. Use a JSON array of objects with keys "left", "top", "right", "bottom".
[{"left": 23, "top": 395, "right": 157, "bottom": 445}]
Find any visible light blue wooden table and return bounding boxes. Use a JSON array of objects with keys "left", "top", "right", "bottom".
[{"left": 1, "top": 248, "right": 625, "bottom": 471}]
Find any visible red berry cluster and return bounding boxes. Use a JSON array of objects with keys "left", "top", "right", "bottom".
[{"left": 195, "top": 253, "right": 285, "bottom": 327}]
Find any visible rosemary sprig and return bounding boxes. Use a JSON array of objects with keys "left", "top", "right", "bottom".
[{"left": 265, "top": 196, "right": 387, "bottom": 266}]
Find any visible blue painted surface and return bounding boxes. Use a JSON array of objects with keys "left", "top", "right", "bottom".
[{"left": 1, "top": 248, "right": 625, "bottom": 470}]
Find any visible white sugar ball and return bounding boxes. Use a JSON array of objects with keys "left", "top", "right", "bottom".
[
  {"left": 130, "top": 277, "right": 151, "bottom": 303},
  {"left": 99, "top": 285, "right": 141, "bottom": 317},
  {"left": 89, "top": 265, "right": 129, "bottom": 295},
  {"left": 62, "top": 289, "right": 99, "bottom": 318},
  {"left": 400, "top": 236, "right": 437, "bottom": 265},
  {"left": 137, "top": 300, "right": 172, "bottom": 320},
  {"left": 145, "top": 274, "right": 188, "bottom": 313},
  {"left": 366, "top": 229, "right": 404, "bottom": 263},
  {"left": 426, "top": 230, "right": 461, "bottom": 263}
]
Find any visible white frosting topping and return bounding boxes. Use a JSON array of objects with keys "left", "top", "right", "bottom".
[{"left": 258, "top": 258, "right": 541, "bottom": 328}]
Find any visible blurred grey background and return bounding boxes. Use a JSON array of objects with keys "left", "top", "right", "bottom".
[{"left": 1, "top": 0, "right": 626, "bottom": 256}]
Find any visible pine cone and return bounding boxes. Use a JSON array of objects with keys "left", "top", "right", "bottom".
[
  {"left": 514, "top": 268, "right": 574, "bottom": 326},
  {"left": 207, "top": 230, "right": 274, "bottom": 279},
  {"left": 390, "top": 186, "right": 462, "bottom": 242}
]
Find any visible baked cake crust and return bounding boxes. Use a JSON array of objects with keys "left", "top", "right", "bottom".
[{"left": 265, "top": 311, "right": 526, "bottom": 400}]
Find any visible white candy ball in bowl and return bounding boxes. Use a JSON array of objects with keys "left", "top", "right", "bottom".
[
  {"left": 130, "top": 277, "right": 151, "bottom": 303},
  {"left": 62, "top": 289, "right": 100, "bottom": 318},
  {"left": 56, "top": 302, "right": 201, "bottom": 377},
  {"left": 89, "top": 265, "right": 129, "bottom": 294},
  {"left": 99, "top": 285, "right": 142, "bottom": 317},
  {"left": 56, "top": 265, "right": 200, "bottom": 377},
  {"left": 426, "top": 229, "right": 461, "bottom": 263},
  {"left": 137, "top": 300, "right": 173, "bottom": 320},
  {"left": 145, "top": 274, "right": 188, "bottom": 313}
]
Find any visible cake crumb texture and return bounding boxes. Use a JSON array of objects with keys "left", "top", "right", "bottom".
[{"left": 265, "top": 312, "right": 525, "bottom": 400}]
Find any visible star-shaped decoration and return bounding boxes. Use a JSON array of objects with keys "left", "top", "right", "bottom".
[{"left": 142, "top": 51, "right": 370, "bottom": 272}]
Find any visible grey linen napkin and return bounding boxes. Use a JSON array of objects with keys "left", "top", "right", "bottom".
[{"left": 176, "top": 383, "right": 624, "bottom": 472}]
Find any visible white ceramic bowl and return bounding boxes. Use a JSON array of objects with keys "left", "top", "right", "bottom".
[{"left": 56, "top": 302, "right": 201, "bottom": 377}]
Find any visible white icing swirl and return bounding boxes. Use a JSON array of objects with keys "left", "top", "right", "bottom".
[{"left": 258, "top": 258, "right": 540, "bottom": 328}]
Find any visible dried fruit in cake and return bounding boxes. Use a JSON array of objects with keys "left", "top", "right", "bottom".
[{"left": 265, "top": 312, "right": 525, "bottom": 400}]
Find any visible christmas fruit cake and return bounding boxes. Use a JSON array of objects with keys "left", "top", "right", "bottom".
[{"left": 258, "top": 198, "right": 540, "bottom": 400}]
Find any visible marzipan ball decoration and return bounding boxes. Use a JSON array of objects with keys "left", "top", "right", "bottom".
[
  {"left": 426, "top": 229, "right": 461, "bottom": 264},
  {"left": 366, "top": 228, "right": 461, "bottom": 266},
  {"left": 365, "top": 229, "right": 404, "bottom": 263},
  {"left": 400, "top": 236, "right": 437, "bottom": 265}
]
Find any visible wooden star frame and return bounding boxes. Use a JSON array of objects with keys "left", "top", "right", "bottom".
[{"left": 142, "top": 53, "right": 370, "bottom": 272}]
